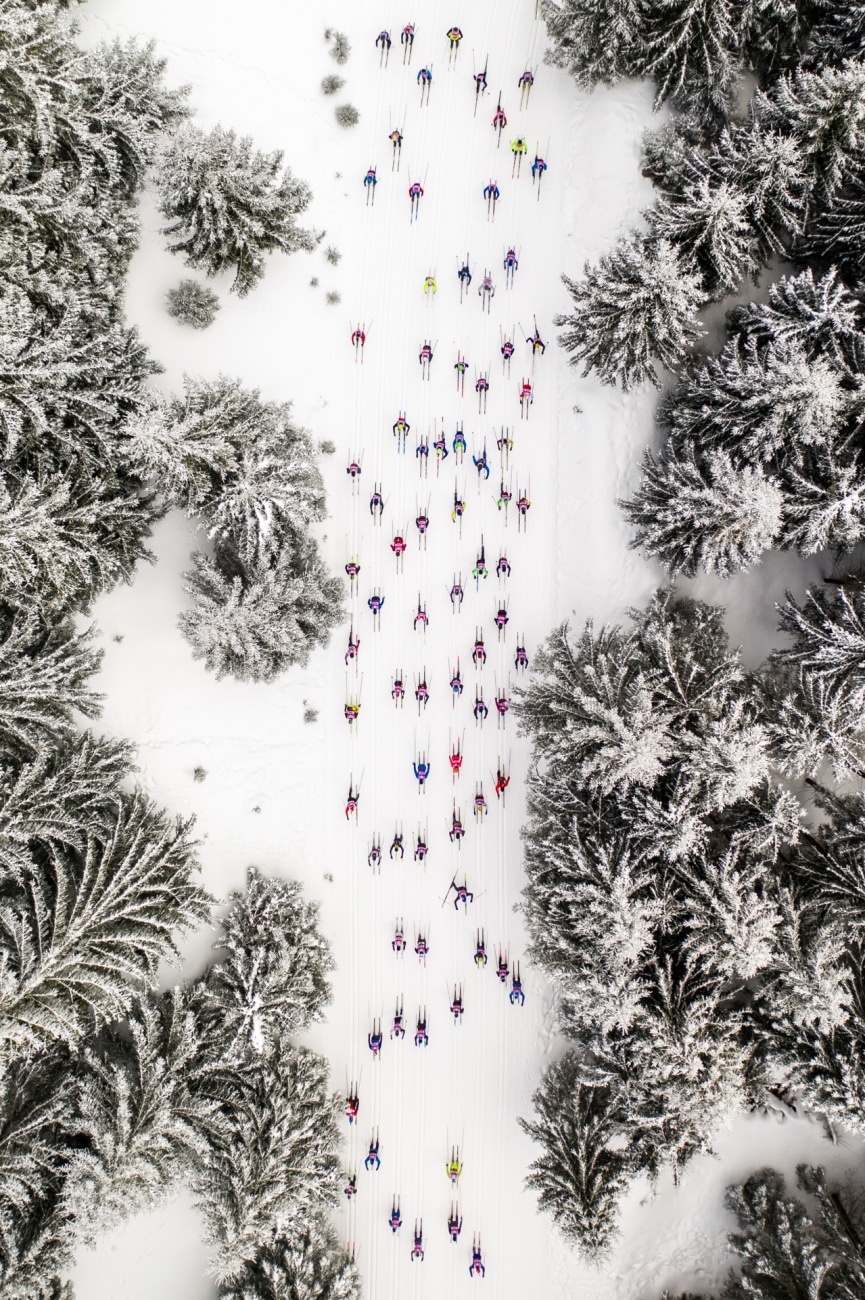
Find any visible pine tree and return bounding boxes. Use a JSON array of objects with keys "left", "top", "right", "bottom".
[
  {"left": 648, "top": 172, "right": 762, "bottom": 296},
  {"left": 726, "top": 267, "right": 865, "bottom": 372},
  {"left": 157, "top": 125, "right": 316, "bottom": 296},
  {"left": 621, "top": 443, "right": 784, "bottom": 578},
  {"left": 198, "top": 868, "right": 334, "bottom": 1058},
  {"left": 540, "top": 0, "right": 648, "bottom": 88},
  {"left": 755, "top": 62, "right": 865, "bottom": 200},
  {"left": 179, "top": 533, "right": 343, "bottom": 683},
  {"left": 806, "top": 3, "right": 865, "bottom": 66},
  {"left": 0, "top": 609, "right": 102, "bottom": 764},
  {"left": 803, "top": 154, "right": 865, "bottom": 278},
  {"left": 218, "top": 1222, "right": 361, "bottom": 1300},
  {"left": 643, "top": 0, "right": 742, "bottom": 125},
  {"left": 762, "top": 663, "right": 865, "bottom": 781},
  {"left": 556, "top": 236, "right": 704, "bottom": 390},
  {"left": 520, "top": 1053, "right": 631, "bottom": 1260},
  {"left": 195, "top": 1041, "right": 341, "bottom": 1285},
  {"left": 779, "top": 451, "right": 865, "bottom": 556},
  {"left": 775, "top": 585, "right": 865, "bottom": 712},
  {"left": 166, "top": 278, "right": 220, "bottom": 329},
  {"left": 678, "top": 843, "right": 780, "bottom": 981},
  {"left": 0, "top": 791, "right": 209, "bottom": 1060},
  {"left": 63, "top": 990, "right": 215, "bottom": 1243},
  {"left": 739, "top": 0, "right": 810, "bottom": 77}
]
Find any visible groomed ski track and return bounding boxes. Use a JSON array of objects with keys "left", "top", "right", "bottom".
[{"left": 68, "top": 2, "right": 856, "bottom": 1299}]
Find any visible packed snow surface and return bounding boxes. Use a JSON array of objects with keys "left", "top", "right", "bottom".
[{"left": 70, "top": 0, "right": 857, "bottom": 1297}]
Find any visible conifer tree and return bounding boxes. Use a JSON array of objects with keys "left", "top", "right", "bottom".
[
  {"left": 642, "top": 0, "right": 742, "bottom": 125},
  {"left": 540, "top": 0, "right": 648, "bottom": 88},
  {"left": 219, "top": 1223, "right": 361, "bottom": 1300},
  {"left": 755, "top": 63, "right": 865, "bottom": 200},
  {"left": 157, "top": 125, "right": 316, "bottom": 296},
  {"left": 556, "top": 236, "right": 703, "bottom": 389},
  {"left": 726, "top": 267, "right": 865, "bottom": 371},
  {"left": 775, "top": 585, "right": 865, "bottom": 712}
]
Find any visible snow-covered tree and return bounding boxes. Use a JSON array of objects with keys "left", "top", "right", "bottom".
[
  {"left": 755, "top": 62, "right": 865, "bottom": 201},
  {"left": 157, "top": 125, "right": 316, "bottom": 296},
  {"left": 166, "top": 279, "right": 220, "bottom": 329},
  {"left": 179, "top": 532, "right": 343, "bottom": 683},
  {"left": 195, "top": 1041, "right": 341, "bottom": 1285},
  {"left": 775, "top": 585, "right": 865, "bottom": 712},
  {"left": 649, "top": 170, "right": 760, "bottom": 297},
  {"left": 762, "top": 664, "right": 865, "bottom": 781},
  {"left": 678, "top": 843, "right": 781, "bottom": 982},
  {"left": 727, "top": 267, "right": 865, "bottom": 372},
  {"left": 779, "top": 452, "right": 865, "bottom": 556},
  {"left": 63, "top": 990, "right": 215, "bottom": 1243},
  {"left": 540, "top": 0, "right": 648, "bottom": 88},
  {"left": 621, "top": 444, "right": 783, "bottom": 578},
  {"left": 0, "top": 791, "right": 209, "bottom": 1060},
  {"left": 556, "top": 236, "right": 704, "bottom": 390},
  {"left": 804, "top": 155, "right": 865, "bottom": 278},
  {"left": 198, "top": 868, "right": 334, "bottom": 1058},
  {"left": 0, "top": 610, "right": 102, "bottom": 763},
  {"left": 806, "top": 4, "right": 865, "bottom": 67},
  {"left": 520, "top": 1054, "right": 630, "bottom": 1260},
  {"left": 219, "top": 1223, "right": 361, "bottom": 1300},
  {"left": 643, "top": 0, "right": 742, "bottom": 125}
]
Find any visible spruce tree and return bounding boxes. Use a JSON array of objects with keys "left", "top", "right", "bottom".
[
  {"left": 157, "top": 125, "right": 316, "bottom": 296},
  {"left": 540, "top": 0, "right": 648, "bottom": 88},
  {"left": 755, "top": 62, "right": 865, "bottom": 200},
  {"left": 556, "top": 236, "right": 704, "bottom": 390},
  {"left": 643, "top": 0, "right": 742, "bottom": 125},
  {"left": 219, "top": 1223, "right": 361, "bottom": 1300},
  {"left": 775, "top": 585, "right": 865, "bottom": 712},
  {"left": 726, "top": 267, "right": 865, "bottom": 371}
]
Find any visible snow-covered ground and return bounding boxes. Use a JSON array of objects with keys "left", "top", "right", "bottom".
[{"left": 69, "top": 1, "right": 860, "bottom": 1297}]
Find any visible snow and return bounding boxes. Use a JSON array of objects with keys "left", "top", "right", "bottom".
[{"left": 69, "top": 0, "right": 863, "bottom": 1296}]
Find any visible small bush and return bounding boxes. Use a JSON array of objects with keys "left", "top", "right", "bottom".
[
  {"left": 335, "top": 103, "right": 359, "bottom": 128},
  {"left": 304, "top": 707, "right": 319, "bottom": 724},
  {"left": 321, "top": 74, "right": 345, "bottom": 95},
  {"left": 319, "top": 439, "right": 336, "bottom": 455},
  {"left": 166, "top": 278, "right": 221, "bottom": 329},
  {"left": 324, "top": 246, "right": 341, "bottom": 265},
  {"left": 329, "top": 31, "right": 351, "bottom": 64},
  {"left": 309, "top": 276, "right": 319, "bottom": 287},
  {"left": 323, "top": 26, "right": 333, "bottom": 40},
  {"left": 193, "top": 765, "right": 207, "bottom": 783},
  {"left": 326, "top": 291, "right": 341, "bottom": 305}
]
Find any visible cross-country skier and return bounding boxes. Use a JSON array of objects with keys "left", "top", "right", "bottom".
[
  {"left": 345, "top": 784, "right": 360, "bottom": 820},
  {"left": 453, "top": 426, "right": 467, "bottom": 455},
  {"left": 452, "top": 492, "right": 466, "bottom": 522},
  {"left": 391, "top": 998, "right": 406, "bottom": 1036},
  {"left": 389, "top": 1199, "right": 402, "bottom": 1233},
  {"left": 368, "top": 1022, "right": 383, "bottom": 1056},
  {"left": 510, "top": 963, "right": 525, "bottom": 1005},
  {"left": 394, "top": 412, "right": 410, "bottom": 439},
  {"left": 457, "top": 260, "right": 472, "bottom": 288},
  {"left": 367, "top": 590, "right": 384, "bottom": 618},
  {"left": 475, "top": 930, "right": 487, "bottom": 966},
  {"left": 504, "top": 246, "right": 519, "bottom": 271},
  {"left": 495, "top": 768, "right": 510, "bottom": 799},
  {"left": 346, "top": 458, "right": 362, "bottom": 480},
  {"left": 401, "top": 22, "right": 415, "bottom": 47},
  {"left": 408, "top": 180, "right": 424, "bottom": 212},
  {"left": 476, "top": 374, "right": 490, "bottom": 399},
  {"left": 501, "top": 337, "right": 515, "bottom": 364},
  {"left": 389, "top": 126, "right": 403, "bottom": 153},
  {"left": 496, "top": 950, "right": 509, "bottom": 983},
  {"left": 344, "top": 1173, "right": 357, "bottom": 1198},
  {"left": 531, "top": 153, "right": 547, "bottom": 180},
  {"left": 446, "top": 26, "right": 463, "bottom": 46},
  {"left": 345, "top": 628, "right": 360, "bottom": 664},
  {"left": 344, "top": 701, "right": 361, "bottom": 724},
  {"left": 479, "top": 272, "right": 495, "bottom": 300},
  {"left": 450, "top": 743, "right": 463, "bottom": 777},
  {"left": 474, "top": 67, "right": 487, "bottom": 95},
  {"left": 448, "top": 1209, "right": 463, "bottom": 1241},
  {"left": 450, "top": 578, "right": 464, "bottom": 606},
  {"left": 447, "top": 1154, "right": 463, "bottom": 1182},
  {"left": 515, "top": 642, "right": 529, "bottom": 670},
  {"left": 434, "top": 432, "right": 448, "bottom": 461},
  {"left": 474, "top": 692, "right": 489, "bottom": 723},
  {"left": 415, "top": 931, "right": 429, "bottom": 960},
  {"left": 364, "top": 166, "right": 377, "bottom": 190},
  {"left": 376, "top": 30, "right": 392, "bottom": 50},
  {"left": 419, "top": 340, "right": 434, "bottom": 366},
  {"left": 451, "top": 879, "right": 474, "bottom": 910},
  {"left": 423, "top": 274, "right": 437, "bottom": 295},
  {"left": 365, "top": 1134, "right": 381, "bottom": 1170},
  {"left": 345, "top": 557, "right": 360, "bottom": 582},
  {"left": 497, "top": 482, "right": 512, "bottom": 510},
  {"left": 414, "top": 598, "right": 429, "bottom": 630},
  {"left": 470, "top": 1241, "right": 485, "bottom": 1277},
  {"left": 411, "top": 1222, "right": 425, "bottom": 1261},
  {"left": 518, "top": 68, "right": 534, "bottom": 91},
  {"left": 483, "top": 180, "right": 500, "bottom": 202},
  {"left": 415, "top": 674, "right": 429, "bottom": 708},
  {"left": 413, "top": 757, "right": 431, "bottom": 786},
  {"left": 516, "top": 491, "right": 531, "bottom": 518},
  {"left": 474, "top": 789, "right": 487, "bottom": 818},
  {"left": 392, "top": 673, "right": 406, "bottom": 704},
  {"left": 390, "top": 830, "right": 404, "bottom": 859},
  {"left": 510, "top": 137, "right": 527, "bottom": 162},
  {"left": 415, "top": 1010, "right": 429, "bottom": 1047},
  {"left": 519, "top": 379, "right": 533, "bottom": 404},
  {"left": 526, "top": 327, "right": 546, "bottom": 354},
  {"left": 345, "top": 1089, "right": 359, "bottom": 1123},
  {"left": 393, "top": 921, "right": 407, "bottom": 953},
  {"left": 472, "top": 634, "right": 486, "bottom": 666},
  {"left": 417, "top": 66, "right": 432, "bottom": 86},
  {"left": 455, "top": 354, "right": 469, "bottom": 383},
  {"left": 494, "top": 606, "right": 509, "bottom": 633},
  {"left": 370, "top": 486, "right": 384, "bottom": 519},
  {"left": 450, "top": 665, "right": 463, "bottom": 697},
  {"left": 368, "top": 839, "right": 382, "bottom": 868},
  {"left": 351, "top": 326, "right": 366, "bottom": 349},
  {"left": 472, "top": 448, "right": 490, "bottom": 480},
  {"left": 492, "top": 106, "right": 506, "bottom": 131},
  {"left": 496, "top": 554, "right": 511, "bottom": 577},
  {"left": 416, "top": 435, "right": 429, "bottom": 464},
  {"left": 391, "top": 534, "right": 407, "bottom": 558},
  {"left": 414, "top": 832, "right": 428, "bottom": 862},
  {"left": 450, "top": 986, "right": 464, "bottom": 1022},
  {"left": 416, "top": 509, "right": 429, "bottom": 535},
  {"left": 449, "top": 809, "right": 465, "bottom": 842},
  {"left": 495, "top": 692, "right": 509, "bottom": 720}
]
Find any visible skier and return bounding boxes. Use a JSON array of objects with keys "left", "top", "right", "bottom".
[
  {"left": 510, "top": 138, "right": 527, "bottom": 160},
  {"left": 415, "top": 674, "right": 429, "bottom": 709},
  {"left": 345, "top": 784, "right": 360, "bottom": 820},
  {"left": 391, "top": 533, "right": 407, "bottom": 560},
  {"left": 411, "top": 1222, "right": 425, "bottom": 1261},
  {"left": 419, "top": 340, "right": 434, "bottom": 366},
  {"left": 389, "top": 126, "right": 403, "bottom": 156},
  {"left": 451, "top": 879, "right": 474, "bottom": 911},
  {"left": 449, "top": 743, "right": 463, "bottom": 778},
  {"left": 449, "top": 809, "right": 466, "bottom": 842},
  {"left": 470, "top": 1240, "right": 485, "bottom": 1277},
  {"left": 504, "top": 246, "right": 519, "bottom": 273},
  {"left": 368, "top": 839, "right": 382, "bottom": 869},
  {"left": 450, "top": 578, "right": 464, "bottom": 607},
  {"left": 370, "top": 485, "right": 384, "bottom": 519},
  {"left": 531, "top": 153, "right": 548, "bottom": 181},
  {"left": 344, "top": 700, "right": 361, "bottom": 725},
  {"left": 346, "top": 458, "right": 362, "bottom": 481},
  {"left": 452, "top": 492, "right": 466, "bottom": 523},
  {"left": 510, "top": 963, "right": 525, "bottom": 1005},
  {"left": 375, "top": 30, "right": 392, "bottom": 51},
  {"left": 494, "top": 692, "right": 509, "bottom": 721},
  {"left": 344, "top": 556, "right": 360, "bottom": 582},
  {"left": 472, "top": 448, "right": 490, "bottom": 480},
  {"left": 454, "top": 354, "right": 469, "bottom": 385},
  {"left": 526, "top": 327, "right": 546, "bottom": 354},
  {"left": 453, "top": 425, "right": 467, "bottom": 456},
  {"left": 415, "top": 509, "right": 430, "bottom": 536},
  {"left": 457, "top": 260, "right": 472, "bottom": 289},
  {"left": 413, "top": 757, "right": 431, "bottom": 787},
  {"left": 391, "top": 998, "right": 406, "bottom": 1036},
  {"left": 351, "top": 325, "right": 366, "bottom": 350},
  {"left": 401, "top": 22, "right": 415, "bottom": 49},
  {"left": 446, "top": 25, "right": 463, "bottom": 47},
  {"left": 516, "top": 491, "right": 531, "bottom": 520},
  {"left": 416, "top": 435, "right": 430, "bottom": 467},
  {"left": 368, "top": 1022, "right": 383, "bottom": 1056},
  {"left": 447, "top": 1153, "right": 463, "bottom": 1182},
  {"left": 408, "top": 179, "right": 424, "bottom": 217},
  {"left": 448, "top": 1208, "right": 463, "bottom": 1241},
  {"left": 501, "top": 337, "right": 515, "bottom": 368},
  {"left": 473, "top": 693, "right": 489, "bottom": 723},
  {"left": 515, "top": 642, "right": 529, "bottom": 670},
  {"left": 390, "top": 830, "right": 404, "bottom": 859},
  {"left": 415, "top": 1010, "right": 429, "bottom": 1047},
  {"left": 415, "top": 930, "right": 429, "bottom": 961},
  {"left": 492, "top": 105, "right": 506, "bottom": 132},
  {"left": 476, "top": 373, "right": 490, "bottom": 404},
  {"left": 496, "top": 554, "right": 511, "bottom": 578},
  {"left": 433, "top": 432, "right": 449, "bottom": 462},
  {"left": 473, "top": 788, "right": 487, "bottom": 819},
  {"left": 417, "top": 66, "right": 432, "bottom": 86},
  {"left": 364, "top": 166, "right": 378, "bottom": 193},
  {"left": 393, "top": 412, "right": 410, "bottom": 440},
  {"left": 414, "top": 832, "right": 429, "bottom": 862},
  {"left": 494, "top": 606, "right": 509, "bottom": 634},
  {"left": 478, "top": 271, "right": 495, "bottom": 302},
  {"left": 450, "top": 986, "right": 464, "bottom": 1023},
  {"left": 389, "top": 1199, "right": 402, "bottom": 1233},
  {"left": 483, "top": 180, "right": 500, "bottom": 204},
  {"left": 495, "top": 768, "right": 510, "bottom": 799},
  {"left": 414, "top": 598, "right": 429, "bottom": 631},
  {"left": 472, "top": 634, "right": 486, "bottom": 667},
  {"left": 497, "top": 428, "right": 514, "bottom": 455},
  {"left": 474, "top": 929, "right": 487, "bottom": 966},
  {"left": 392, "top": 921, "right": 407, "bottom": 953},
  {"left": 496, "top": 950, "right": 509, "bottom": 983},
  {"left": 423, "top": 274, "right": 437, "bottom": 295},
  {"left": 518, "top": 68, "right": 534, "bottom": 92},
  {"left": 365, "top": 1134, "right": 381, "bottom": 1170},
  {"left": 344, "top": 1173, "right": 357, "bottom": 1198},
  {"left": 392, "top": 673, "right": 406, "bottom": 704},
  {"left": 345, "top": 1089, "right": 359, "bottom": 1123},
  {"left": 497, "top": 481, "right": 512, "bottom": 511},
  {"left": 519, "top": 378, "right": 533, "bottom": 407},
  {"left": 345, "top": 628, "right": 360, "bottom": 664},
  {"left": 450, "top": 665, "right": 463, "bottom": 697},
  {"left": 367, "top": 590, "right": 385, "bottom": 619},
  {"left": 474, "top": 66, "right": 487, "bottom": 95},
  {"left": 473, "top": 543, "right": 487, "bottom": 583}
]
